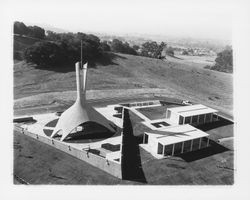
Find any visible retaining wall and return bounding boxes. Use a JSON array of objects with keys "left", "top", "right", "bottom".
[{"left": 14, "top": 124, "right": 122, "bottom": 179}]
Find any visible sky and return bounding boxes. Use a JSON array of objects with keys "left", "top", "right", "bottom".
[{"left": 4, "top": 0, "right": 234, "bottom": 42}]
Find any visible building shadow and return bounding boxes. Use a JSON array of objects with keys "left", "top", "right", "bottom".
[
  {"left": 177, "top": 140, "right": 229, "bottom": 162},
  {"left": 66, "top": 122, "right": 120, "bottom": 143},
  {"left": 195, "top": 116, "right": 233, "bottom": 132},
  {"left": 121, "top": 109, "right": 147, "bottom": 183},
  {"left": 43, "top": 119, "right": 120, "bottom": 144}
]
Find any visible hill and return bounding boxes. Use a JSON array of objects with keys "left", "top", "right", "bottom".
[
  {"left": 14, "top": 51, "right": 233, "bottom": 116},
  {"left": 14, "top": 34, "right": 44, "bottom": 60}
]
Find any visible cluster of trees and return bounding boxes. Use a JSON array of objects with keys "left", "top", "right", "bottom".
[
  {"left": 107, "top": 39, "right": 173, "bottom": 59},
  {"left": 182, "top": 50, "right": 189, "bottom": 55},
  {"left": 24, "top": 41, "right": 65, "bottom": 66},
  {"left": 140, "top": 41, "right": 166, "bottom": 58},
  {"left": 162, "top": 46, "right": 175, "bottom": 57},
  {"left": 24, "top": 31, "right": 104, "bottom": 66},
  {"left": 139, "top": 41, "right": 174, "bottom": 59},
  {"left": 205, "top": 47, "right": 233, "bottom": 73},
  {"left": 14, "top": 21, "right": 45, "bottom": 39},
  {"left": 15, "top": 21, "right": 174, "bottom": 67},
  {"left": 14, "top": 21, "right": 140, "bottom": 66},
  {"left": 110, "top": 39, "right": 137, "bottom": 55}
]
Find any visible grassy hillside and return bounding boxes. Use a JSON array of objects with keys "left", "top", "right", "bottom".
[
  {"left": 14, "top": 34, "right": 43, "bottom": 60},
  {"left": 14, "top": 51, "right": 233, "bottom": 116}
]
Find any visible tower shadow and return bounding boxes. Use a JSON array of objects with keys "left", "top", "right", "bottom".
[{"left": 121, "top": 109, "right": 147, "bottom": 183}]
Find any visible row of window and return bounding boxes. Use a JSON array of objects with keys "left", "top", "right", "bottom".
[
  {"left": 157, "top": 137, "right": 210, "bottom": 156},
  {"left": 128, "top": 101, "right": 156, "bottom": 107},
  {"left": 179, "top": 113, "right": 218, "bottom": 125}
]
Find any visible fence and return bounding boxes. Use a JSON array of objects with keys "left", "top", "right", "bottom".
[{"left": 14, "top": 124, "right": 122, "bottom": 179}]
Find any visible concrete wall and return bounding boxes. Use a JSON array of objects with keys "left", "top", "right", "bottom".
[
  {"left": 148, "top": 134, "right": 158, "bottom": 154},
  {"left": 14, "top": 124, "right": 122, "bottom": 179},
  {"left": 167, "top": 110, "right": 180, "bottom": 125},
  {"left": 128, "top": 100, "right": 160, "bottom": 107}
]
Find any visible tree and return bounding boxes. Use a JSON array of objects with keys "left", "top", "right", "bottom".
[
  {"left": 165, "top": 46, "right": 174, "bottom": 57},
  {"left": 156, "top": 42, "right": 166, "bottom": 58},
  {"left": 182, "top": 50, "right": 189, "bottom": 55},
  {"left": 46, "top": 30, "right": 61, "bottom": 41},
  {"left": 110, "top": 39, "right": 137, "bottom": 55},
  {"left": 27, "top": 26, "right": 45, "bottom": 39},
  {"left": 212, "top": 48, "right": 233, "bottom": 73},
  {"left": 205, "top": 47, "right": 233, "bottom": 73},
  {"left": 14, "top": 21, "right": 28, "bottom": 35},
  {"left": 141, "top": 41, "right": 166, "bottom": 58},
  {"left": 132, "top": 45, "right": 140, "bottom": 51},
  {"left": 110, "top": 39, "right": 125, "bottom": 53},
  {"left": 24, "top": 41, "right": 65, "bottom": 66},
  {"left": 23, "top": 31, "right": 104, "bottom": 66},
  {"left": 141, "top": 41, "right": 158, "bottom": 57},
  {"left": 100, "top": 41, "right": 111, "bottom": 51},
  {"left": 123, "top": 42, "right": 137, "bottom": 55}
]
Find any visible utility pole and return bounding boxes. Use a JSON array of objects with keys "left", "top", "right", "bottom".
[{"left": 81, "top": 40, "right": 83, "bottom": 68}]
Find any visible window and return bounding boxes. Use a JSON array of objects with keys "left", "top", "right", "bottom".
[
  {"left": 212, "top": 113, "right": 218, "bottom": 122},
  {"left": 173, "top": 142, "right": 182, "bottom": 155},
  {"left": 157, "top": 143, "right": 163, "bottom": 154},
  {"left": 192, "top": 115, "right": 198, "bottom": 125},
  {"left": 185, "top": 116, "right": 191, "bottom": 124},
  {"left": 192, "top": 138, "right": 200, "bottom": 151},
  {"left": 151, "top": 121, "right": 170, "bottom": 128},
  {"left": 198, "top": 114, "right": 205, "bottom": 124},
  {"left": 167, "top": 110, "right": 171, "bottom": 119},
  {"left": 164, "top": 144, "right": 173, "bottom": 156},
  {"left": 183, "top": 140, "right": 192, "bottom": 153},
  {"left": 144, "top": 134, "right": 148, "bottom": 144},
  {"left": 179, "top": 116, "right": 184, "bottom": 124},
  {"left": 205, "top": 113, "right": 212, "bottom": 123},
  {"left": 200, "top": 137, "right": 209, "bottom": 148}
]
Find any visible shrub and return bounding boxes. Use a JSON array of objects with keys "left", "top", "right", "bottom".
[
  {"left": 24, "top": 41, "right": 65, "bottom": 66},
  {"left": 14, "top": 21, "right": 29, "bottom": 35},
  {"left": 27, "top": 26, "right": 45, "bottom": 39},
  {"left": 141, "top": 41, "right": 166, "bottom": 58},
  {"left": 206, "top": 48, "right": 233, "bottom": 73},
  {"left": 110, "top": 39, "right": 137, "bottom": 55}
]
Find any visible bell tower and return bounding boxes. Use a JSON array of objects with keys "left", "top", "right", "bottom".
[{"left": 51, "top": 62, "right": 90, "bottom": 141}]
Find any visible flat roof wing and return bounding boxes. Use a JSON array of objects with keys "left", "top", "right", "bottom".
[
  {"left": 145, "top": 124, "right": 209, "bottom": 146},
  {"left": 168, "top": 104, "right": 218, "bottom": 117}
]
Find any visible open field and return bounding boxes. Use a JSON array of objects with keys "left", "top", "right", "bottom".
[
  {"left": 13, "top": 35, "right": 232, "bottom": 115},
  {"left": 173, "top": 54, "right": 216, "bottom": 66},
  {"left": 14, "top": 52, "right": 233, "bottom": 116}
]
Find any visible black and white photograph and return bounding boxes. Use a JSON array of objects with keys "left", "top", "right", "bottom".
[{"left": 1, "top": 0, "right": 250, "bottom": 199}]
